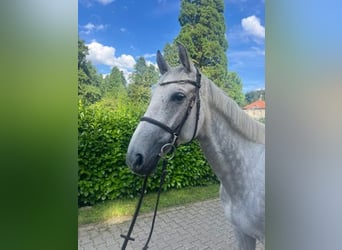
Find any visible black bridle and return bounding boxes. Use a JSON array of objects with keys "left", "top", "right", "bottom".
[
  {"left": 141, "top": 67, "right": 202, "bottom": 151},
  {"left": 120, "top": 67, "right": 201, "bottom": 250}
]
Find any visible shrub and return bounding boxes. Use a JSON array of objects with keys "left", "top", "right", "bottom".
[{"left": 78, "top": 99, "right": 218, "bottom": 206}]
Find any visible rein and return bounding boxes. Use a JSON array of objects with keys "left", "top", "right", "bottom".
[
  {"left": 120, "top": 68, "right": 201, "bottom": 250},
  {"left": 120, "top": 158, "right": 168, "bottom": 250}
]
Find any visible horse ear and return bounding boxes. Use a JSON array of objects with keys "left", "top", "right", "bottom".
[
  {"left": 178, "top": 43, "right": 195, "bottom": 73},
  {"left": 156, "top": 50, "right": 170, "bottom": 74}
]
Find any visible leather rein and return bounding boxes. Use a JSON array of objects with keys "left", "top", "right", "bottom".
[{"left": 120, "top": 68, "right": 201, "bottom": 250}]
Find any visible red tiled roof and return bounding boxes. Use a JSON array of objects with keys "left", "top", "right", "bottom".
[{"left": 243, "top": 99, "right": 265, "bottom": 110}]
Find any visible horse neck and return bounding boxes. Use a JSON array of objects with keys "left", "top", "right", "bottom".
[{"left": 197, "top": 78, "right": 264, "bottom": 187}]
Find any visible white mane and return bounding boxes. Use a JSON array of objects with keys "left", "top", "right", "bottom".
[{"left": 204, "top": 76, "right": 265, "bottom": 144}]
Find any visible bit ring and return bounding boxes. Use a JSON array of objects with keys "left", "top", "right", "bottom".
[{"left": 159, "top": 143, "right": 176, "bottom": 160}]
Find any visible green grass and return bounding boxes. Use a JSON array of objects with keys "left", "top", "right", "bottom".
[{"left": 78, "top": 183, "right": 220, "bottom": 225}]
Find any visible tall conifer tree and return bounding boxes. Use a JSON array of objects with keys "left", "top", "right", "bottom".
[
  {"left": 176, "top": 0, "right": 228, "bottom": 87},
  {"left": 167, "top": 0, "right": 245, "bottom": 105}
]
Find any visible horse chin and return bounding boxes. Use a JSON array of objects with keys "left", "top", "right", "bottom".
[{"left": 133, "top": 160, "right": 159, "bottom": 176}]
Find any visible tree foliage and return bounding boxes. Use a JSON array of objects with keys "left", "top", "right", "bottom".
[
  {"left": 78, "top": 37, "right": 103, "bottom": 104},
  {"left": 176, "top": 0, "right": 228, "bottom": 87},
  {"left": 162, "top": 0, "right": 246, "bottom": 106},
  {"left": 102, "top": 66, "right": 127, "bottom": 98},
  {"left": 79, "top": 84, "right": 102, "bottom": 104},
  {"left": 245, "top": 89, "right": 265, "bottom": 104},
  {"left": 78, "top": 37, "right": 88, "bottom": 71},
  {"left": 128, "top": 57, "right": 159, "bottom": 103},
  {"left": 163, "top": 43, "right": 179, "bottom": 67},
  {"left": 224, "top": 72, "right": 246, "bottom": 106}
]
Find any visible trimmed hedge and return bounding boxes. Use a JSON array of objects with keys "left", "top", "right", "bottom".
[{"left": 78, "top": 99, "right": 218, "bottom": 206}]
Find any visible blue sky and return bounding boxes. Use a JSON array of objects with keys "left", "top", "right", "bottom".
[{"left": 79, "top": 0, "right": 264, "bottom": 93}]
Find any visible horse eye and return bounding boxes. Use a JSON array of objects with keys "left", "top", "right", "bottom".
[{"left": 171, "top": 92, "right": 186, "bottom": 102}]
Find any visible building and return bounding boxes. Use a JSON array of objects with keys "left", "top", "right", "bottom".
[{"left": 243, "top": 98, "right": 265, "bottom": 121}]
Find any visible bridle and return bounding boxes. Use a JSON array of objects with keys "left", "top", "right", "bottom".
[
  {"left": 120, "top": 67, "right": 201, "bottom": 250},
  {"left": 141, "top": 67, "right": 202, "bottom": 158}
]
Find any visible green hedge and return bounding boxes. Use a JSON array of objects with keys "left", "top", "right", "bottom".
[{"left": 78, "top": 99, "right": 218, "bottom": 206}]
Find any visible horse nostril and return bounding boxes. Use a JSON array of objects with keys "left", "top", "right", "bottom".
[{"left": 134, "top": 153, "right": 144, "bottom": 167}]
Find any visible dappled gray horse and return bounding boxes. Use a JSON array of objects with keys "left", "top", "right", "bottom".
[{"left": 126, "top": 44, "right": 264, "bottom": 250}]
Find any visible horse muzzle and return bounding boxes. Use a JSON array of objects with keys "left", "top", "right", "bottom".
[{"left": 126, "top": 143, "right": 162, "bottom": 176}]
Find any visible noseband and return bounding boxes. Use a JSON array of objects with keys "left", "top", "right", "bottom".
[{"left": 140, "top": 67, "right": 201, "bottom": 157}]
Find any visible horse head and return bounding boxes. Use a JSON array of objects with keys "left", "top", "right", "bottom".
[{"left": 126, "top": 44, "right": 204, "bottom": 175}]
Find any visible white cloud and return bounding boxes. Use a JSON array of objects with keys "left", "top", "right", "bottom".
[
  {"left": 241, "top": 15, "right": 265, "bottom": 39},
  {"left": 96, "top": 24, "right": 106, "bottom": 30},
  {"left": 102, "top": 73, "right": 110, "bottom": 79},
  {"left": 86, "top": 41, "right": 116, "bottom": 65},
  {"left": 80, "top": 22, "right": 107, "bottom": 35},
  {"left": 84, "top": 23, "right": 95, "bottom": 31},
  {"left": 115, "top": 54, "right": 136, "bottom": 70},
  {"left": 143, "top": 53, "right": 156, "bottom": 59},
  {"left": 146, "top": 60, "right": 158, "bottom": 70},
  {"left": 86, "top": 40, "right": 136, "bottom": 80},
  {"left": 96, "top": 0, "right": 115, "bottom": 5}
]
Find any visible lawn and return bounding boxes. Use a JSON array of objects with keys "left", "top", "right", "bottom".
[{"left": 78, "top": 183, "right": 220, "bottom": 225}]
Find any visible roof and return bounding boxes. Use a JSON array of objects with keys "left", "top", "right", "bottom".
[{"left": 243, "top": 99, "right": 266, "bottom": 110}]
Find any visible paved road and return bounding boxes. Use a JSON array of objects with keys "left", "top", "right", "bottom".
[{"left": 78, "top": 199, "right": 264, "bottom": 250}]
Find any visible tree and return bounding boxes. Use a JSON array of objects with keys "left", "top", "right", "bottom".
[
  {"left": 128, "top": 57, "right": 159, "bottom": 103},
  {"left": 78, "top": 37, "right": 88, "bottom": 71},
  {"left": 102, "top": 66, "right": 127, "bottom": 98},
  {"left": 79, "top": 84, "right": 102, "bottom": 104},
  {"left": 130, "top": 57, "right": 159, "bottom": 87},
  {"left": 245, "top": 89, "right": 265, "bottom": 104},
  {"left": 85, "top": 61, "right": 102, "bottom": 88},
  {"left": 163, "top": 43, "right": 179, "bottom": 67},
  {"left": 176, "top": 0, "right": 228, "bottom": 87},
  {"left": 223, "top": 72, "right": 246, "bottom": 106},
  {"left": 164, "top": 0, "right": 245, "bottom": 105},
  {"left": 168, "top": 0, "right": 245, "bottom": 105},
  {"left": 78, "top": 37, "right": 103, "bottom": 104}
]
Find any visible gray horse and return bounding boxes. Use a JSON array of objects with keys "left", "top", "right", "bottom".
[{"left": 126, "top": 44, "right": 265, "bottom": 250}]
